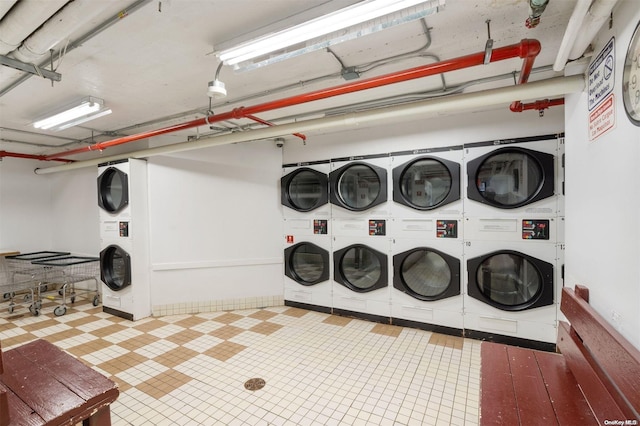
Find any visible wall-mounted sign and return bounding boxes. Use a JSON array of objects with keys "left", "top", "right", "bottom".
[
  {"left": 589, "top": 93, "right": 616, "bottom": 141},
  {"left": 588, "top": 37, "right": 615, "bottom": 111}
]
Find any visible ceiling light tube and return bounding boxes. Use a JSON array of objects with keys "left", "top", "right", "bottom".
[
  {"left": 218, "top": 0, "right": 439, "bottom": 66},
  {"left": 32, "top": 96, "right": 110, "bottom": 131}
]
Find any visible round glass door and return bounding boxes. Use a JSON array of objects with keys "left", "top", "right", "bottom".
[
  {"left": 100, "top": 245, "right": 131, "bottom": 291},
  {"left": 98, "top": 167, "right": 129, "bottom": 213},
  {"left": 393, "top": 248, "right": 460, "bottom": 300},
  {"left": 467, "top": 250, "right": 554, "bottom": 311},
  {"left": 394, "top": 157, "right": 460, "bottom": 210},
  {"left": 334, "top": 244, "right": 388, "bottom": 292},
  {"left": 330, "top": 162, "right": 387, "bottom": 211},
  {"left": 284, "top": 242, "right": 329, "bottom": 285},
  {"left": 281, "top": 168, "right": 328, "bottom": 212},
  {"left": 466, "top": 147, "right": 554, "bottom": 209}
]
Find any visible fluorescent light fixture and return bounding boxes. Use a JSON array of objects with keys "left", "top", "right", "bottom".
[
  {"left": 33, "top": 97, "right": 112, "bottom": 131},
  {"left": 217, "top": 0, "right": 445, "bottom": 70}
]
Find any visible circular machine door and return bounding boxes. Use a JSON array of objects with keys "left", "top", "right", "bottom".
[
  {"left": 466, "top": 147, "right": 554, "bottom": 209},
  {"left": 393, "top": 156, "right": 460, "bottom": 210},
  {"left": 329, "top": 162, "right": 387, "bottom": 211},
  {"left": 281, "top": 168, "right": 329, "bottom": 212},
  {"left": 100, "top": 245, "right": 132, "bottom": 291},
  {"left": 97, "top": 167, "right": 129, "bottom": 213},
  {"left": 467, "top": 250, "right": 553, "bottom": 311},
  {"left": 334, "top": 244, "right": 388, "bottom": 292},
  {"left": 284, "top": 242, "right": 330, "bottom": 285},
  {"left": 393, "top": 247, "right": 460, "bottom": 301}
]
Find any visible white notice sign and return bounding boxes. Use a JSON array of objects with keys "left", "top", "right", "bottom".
[
  {"left": 588, "top": 37, "right": 615, "bottom": 111},
  {"left": 589, "top": 93, "right": 616, "bottom": 141}
]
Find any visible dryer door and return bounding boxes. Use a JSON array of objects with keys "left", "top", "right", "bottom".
[
  {"left": 393, "top": 156, "right": 460, "bottom": 210},
  {"left": 281, "top": 168, "right": 329, "bottom": 212},
  {"left": 284, "top": 242, "right": 330, "bottom": 285},
  {"left": 330, "top": 162, "right": 387, "bottom": 211},
  {"left": 334, "top": 244, "right": 388, "bottom": 292},
  {"left": 100, "top": 245, "right": 132, "bottom": 291},
  {"left": 393, "top": 247, "right": 460, "bottom": 301},
  {"left": 467, "top": 147, "right": 554, "bottom": 209},
  {"left": 467, "top": 250, "right": 553, "bottom": 311},
  {"left": 98, "top": 167, "right": 129, "bottom": 213}
]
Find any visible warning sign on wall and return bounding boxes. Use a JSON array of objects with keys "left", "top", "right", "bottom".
[
  {"left": 589, "top": 93, "right": 616, "bottom": 141},
  {"left": 588, "top": 37, "right": 615, "bottom": 111}
]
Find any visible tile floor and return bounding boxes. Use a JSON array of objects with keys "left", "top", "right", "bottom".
[{"left": 0, "top": 297, "right": 481, "bottom": 426}]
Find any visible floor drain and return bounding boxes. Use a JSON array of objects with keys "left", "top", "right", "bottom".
[{"left": 244, "top": 378, "right": 265, "bottom": 391}]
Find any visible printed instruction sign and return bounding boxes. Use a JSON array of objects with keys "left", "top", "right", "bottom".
[
  {"left": 588, "top": 37, "right": 615, "bottom": 111},
  {"left": 589, "top": 93, "right": 616, "bottom": 141}
]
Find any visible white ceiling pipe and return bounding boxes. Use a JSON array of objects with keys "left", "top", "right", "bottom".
[
  {"left": 34, "top": 75, "right": 585, "bottom": 175},
  {"left": 0, "top": 0, "right": 69, "bottom": 55},
  {"left": 568, "top": 0, "right": 619, "bottom": 60},
  {"left": 10, "top": 0, "right": 115, "bottom": 63},
  {"left": 553, "top": 0, "right": 592, "bottom": 72},
  {"left": 0, "top": 1, "right": 18, "bottom": 21}
]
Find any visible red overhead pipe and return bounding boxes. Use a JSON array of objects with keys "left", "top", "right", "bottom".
[
  {"left": 0, "top": 150, "right": 72, "bottom": 162},
  {"left": 245, "top": 114, "right": 307, "bottom": 142},
  {"left": 511, "top": 97, "right": 565, "bottom": 112},
  {"left": 44, "top": 39, "right": 542, "bottom": 162}
]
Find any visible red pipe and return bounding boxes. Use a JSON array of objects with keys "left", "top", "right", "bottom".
[
  {"left": 45, "top": 39, "right": 541, "bottom": 161},
  {"left": 245, "top": 114, "right": 307, "bottom": 142},
  {"left": 0, "top": 150, "right": 72, "bottom": 162},
  {"left": 511, "top": 97, "right": 565, "bottom": 112}
]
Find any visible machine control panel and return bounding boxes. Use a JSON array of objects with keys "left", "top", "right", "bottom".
[
  {"left": 119, "top": 221, "right": 129, "bottom": 237},
  {"left": 522, "top": 219, "right": 549, "bottom": 240},
  {"left": 369, "top": 219, "right": 386, "bottom": 236},
  {"left": 437, "top": 220, "right": 458, "bottom": 238},
  {"left": 313, "top": 219, "right": 328, "bottom": 235}
]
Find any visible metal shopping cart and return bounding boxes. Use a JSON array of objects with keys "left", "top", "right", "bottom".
[
  {"left": 32, "top": 256, "right": 101, "bottom": 316},
  {"left": 3, "top": 251, "right": 71, "bottom": 316}
]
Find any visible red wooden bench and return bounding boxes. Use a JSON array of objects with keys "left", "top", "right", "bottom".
[
  {"left": 480, "top": 285, "right": 640, "bottom": 425},
  {"left": 0, "top": 339, "right": 119, "bottom": 426}
]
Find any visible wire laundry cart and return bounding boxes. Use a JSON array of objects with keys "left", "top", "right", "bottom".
[
  {"left": 32, "top": 256, "right": 101, "bottom": 316},
  {"left": 3, "top": 251, "right": 71, "bottom": 316}
]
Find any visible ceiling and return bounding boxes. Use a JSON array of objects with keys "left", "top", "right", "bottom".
[{"left": 0, "top": 0, "right": 586, "bottom": 164}]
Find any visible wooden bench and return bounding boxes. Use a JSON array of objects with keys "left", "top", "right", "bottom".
[
  {"left": 0, "top": 339, "right": 119, "bottom": 426},
  {"left": 480, "top": 285, "right": 640, "bottom": 425}
]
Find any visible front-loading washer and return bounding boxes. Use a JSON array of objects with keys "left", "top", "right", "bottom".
[
  {"left": 332, "top": 217, "right": 390, "bottom": 321},
  {"left": 390, "top": 145, "right": 464, "bottom": 219},
  {"left": 390, "top": 218, "right": 464, "bottom": 334},
  {"left": 281, "top": 160, "right": 330, "bottom": 219},
  {"left": 98, "top": 158, "right": 150, "bottom": 321},
  {"left": 283, "top": 216, "right": 332, "bottom": 312},
  {"left": 464, "top": 134, "right": 564, "bottom": 218},
  {"left": 463, "top": 230, "right": 560, "bottom": 346},
  {"left": 329, "top": 154, "right": 390, "bottom": 219}
]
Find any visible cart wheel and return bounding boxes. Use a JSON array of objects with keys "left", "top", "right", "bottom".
[
  {"left": 8, "top": 305, "right": 14, "bottom": 314},
  {"left": 41, "top": 284, "right": 48, "bottom": 292},
  {"left": 29, "top": 304, "right": 40, "bottom": 316},
  {"left": 54, "top": 306, "right": 67, "bottom": 316},
  {"left": 71, "top": 296, "right": 76, "bottom": 304},
  {"left": 23, "top": 293, "right": 32, "bottom": 302},
  {"left": 92, "top": 295, "right": 100, "bottom": 306},
  {"left": 58, "top": 290, "right": 63, "bottom": 296},
  {"left": 3, "top": 292, "right": 13, "bottom": 300}
]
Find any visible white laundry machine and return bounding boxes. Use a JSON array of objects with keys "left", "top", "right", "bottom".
[
  {"left": 281, "top": 160, "right": 330, "bottom": 219},
  {"left": 283, "top": 217, "right": 332, "bottom": 313},
  {"left": 463, "top": 218, "right": 561, "bottom": 347},
  {"left": 332, "top": 218, "right": 391, "bottom": 321},
  {"left": 329, "top": 154, "right": 390, "bottom": 218},
  {"left": 464, "top": 134, "right": 564, "bottom": 218},
  {"left": 98, "top": 158, "right": 150, "bottom": 321},
  {"left": 390, "top": 217, "right": 464, "bottom": 334},
  {"left": 390, "top": 145, "right": 464, "bottom": 218}
]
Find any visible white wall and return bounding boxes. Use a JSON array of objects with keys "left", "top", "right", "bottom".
[
  {"left": 564, "top": 0, "right": 640, "bottom": 349},
  {"left": 147, "top": 140, "right": 284, "bottom": 312},
  {"left": 0, "top": 158, "right": 53, "bottom": 251}
]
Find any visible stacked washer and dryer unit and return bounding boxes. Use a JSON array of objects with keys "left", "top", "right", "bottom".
[
  {"left": 98, "top": 158, "right": 151, "bottom": 321},
  {"left": 463, "top": 134, "right": 564, "bottom": 347},
  {"left": 389, "top": 146, "right": 465, "bottom": 334}
]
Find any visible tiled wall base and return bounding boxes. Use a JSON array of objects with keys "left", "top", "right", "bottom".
[{"left": 152, "top": 294, "right": 284, "bottom": 316}]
